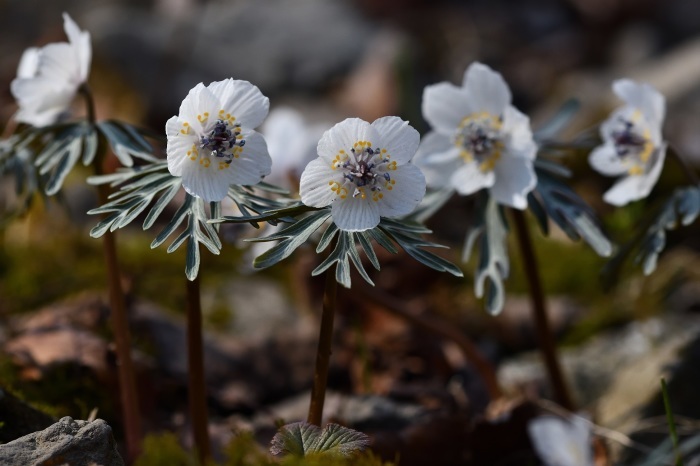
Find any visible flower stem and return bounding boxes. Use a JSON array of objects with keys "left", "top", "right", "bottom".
[
  {"left": 85, "top": 83, "right": 142, "bottom": 461},
  {"left": 307, "top": 269, "right": 339, "bottom": 426},
  {"left": 186, "top": 275, "right": 210, "bottom": 463},
  {"left": 511, "top": 209, "right": 575, "bottom": 412},
  {"left": 351, "top": 286, "right": 503, "bottom": 401}
]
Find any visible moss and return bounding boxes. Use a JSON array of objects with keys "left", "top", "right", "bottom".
[
  {"left": 134, "top": 431, "right": 394, "bottom": 466},
  {"left": 133, "top": 432, "right": 197, "bottom": 466}
]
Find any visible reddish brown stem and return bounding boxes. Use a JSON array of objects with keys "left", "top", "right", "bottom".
[
  {"left": 352, "top": 286, "right": 503, "bottom": 401},
  {"left": 97, "top": 184, "right": 143, "bottom": 462},
  {"left": 511, "top": 209, "right": 575, "bottom": 411},
  {"left": 307, "top": 270, "right": 338, "bottom": 426},
  {"left": 186, "top": 275, "right": 210, "bottom": 463},
  {"left": 86, "top": 84, "right": 142, "bottom": 461}
]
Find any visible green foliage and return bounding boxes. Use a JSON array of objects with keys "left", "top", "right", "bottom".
[
  {"left": 230, "top": 203, "right": 462, "bottom": 288},
  {"left": 270, "top": 422, "right": 369, "bottom": 458},
  {"left": 528, "top": 158, "right": 613, "bottom": 258},
  {"left": 604, "top": 185, "right": 700, "bottom": 284},
  {"left": 463, "top": 193, "right": 509, "bottom": 315},
  {"left": 88, "top": 161, "right": 288, "bottom": 280},
  {"left": 134, "top": 430, "right": 391, "bottom": 466},
  {"left": 134, "top": 432, "right": 197, "bottom": 466}
]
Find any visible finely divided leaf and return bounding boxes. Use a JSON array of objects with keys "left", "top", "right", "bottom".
[
  {"left": 530, "top": 159, "right": 613, "bottom": 257},
  {"left": 464, "top": 195, "right": 510, "bottom": 315}
]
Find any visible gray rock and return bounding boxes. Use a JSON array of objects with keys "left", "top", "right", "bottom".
[{"left": 0, "top": 416, "right": 123, "bottom": 466}]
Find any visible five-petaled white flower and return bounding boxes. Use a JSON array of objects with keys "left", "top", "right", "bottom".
[
  {"left": 166, "top": 79, "right": 273, "bottom": 202},
  {"left": 528, "top": 415, "right": 593, "bottom": 466},
  {"left": 589, "top": 79, "right": 666, "bottom": 206},
  {"left": 11, "top": 13, "right": 91, "bottom": 127},
  {"left": 414, "top": 62, "right": 537, "bottom": 209},
  {"left": 300, "top": 117, "right": 426, "bottom": 232}
]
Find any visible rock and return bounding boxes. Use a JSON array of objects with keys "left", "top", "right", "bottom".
[
  {"left": 0, "top": 416, "right": 124, "bottom": 466},
  {"left": 0, "top": 387, "right": 54, "bottom": 443},
  {"left": 5, "top": 329, "right": 110, "bottom": 381},
  {"left": 498, "top": 313, "right": 700, "bottom": 410}
]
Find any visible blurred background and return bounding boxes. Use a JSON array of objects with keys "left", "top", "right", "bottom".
[{"left": 2, "top": 0, "right": 700, "bottom": 464}]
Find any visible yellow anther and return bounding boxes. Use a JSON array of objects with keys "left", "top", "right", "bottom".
[
  {"left": 218, "top": 162, "right": 228, "bottom": 170},
  {"left": 628, "top": 165, "right": 644, "bottom": 175}
]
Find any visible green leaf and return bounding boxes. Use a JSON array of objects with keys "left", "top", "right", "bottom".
[
  {"left": 96, "top": 120, "right": 159, "bottom": 166},
  {"left": 534, "top": 99, "right": 580, "bottom": 142},
  {"left": 253, "top": 210, "right": 331, "bottom": 269},
  {"left": 530, "top": 159, "right": 613, "bottom": 257},
  {"left": 270, "top": 422, "right": 369, "bottom": 458},
  {"left": 604, "top": 186, "right": 700, "bottom": 282},
  {"left": 464, "top": 195, "right": 509, "bottom": 315},
  {"left": 377, "top": 217, "right": 463, "bottom": 278}
]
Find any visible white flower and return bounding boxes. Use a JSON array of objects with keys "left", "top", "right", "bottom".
[
  {"left": 166, "top": 79, "right": 273, "bottom": 202},
  {"left": 414, "top": 62, "right": 537, "bottom": 209},
  {"left": 528, "top": 415, "right": 593, "bottom": 466},
  {"left": 589, "top": 79, "right": 666, "bottom": 206},
  {"left": 300, "top": 117, "right": 426, "bottom": 232},
  {"left": 10, "top": 13, "right": 91, "bottom": 127},
  {"left": 261, "top": 107, "right": 328, "bottom": 190}
]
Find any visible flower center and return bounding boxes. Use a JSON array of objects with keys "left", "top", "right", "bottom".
[
  {"left": 611, "top": 114, "right": 654, "bottom": 175},
  {"left": 455, "top": 112, "right": 504, "bottom": 172},
  {"left": 329, "top": 141, "right": 397, "bottom": 201},
  {"left": 200, "top": 119, "right": 245, "bottom": 165}
]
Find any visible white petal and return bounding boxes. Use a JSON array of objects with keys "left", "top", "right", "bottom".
[
  {"left": 371, "top": 116, "right": 420, "bottom": 164},
  {"left": 331, "top": 195, "right": 380, "bottom": 232},
  {"left": 227, "top": 130, "right": 272, "bottom": 185},
  {"left": 11, "top": 78, "right": 73, "bottom": 126},
  {"left": 299, "top": 157, "right": 343, "bottom": 207},
  {"left": 62, "top": 13, "right": 91, "bottom": 83},
  {"left": 490, "top": 156, "right": 536, "bottom": 209},
  {"left": 209, "top": 79, "right": 270, "bottom": 129},
  {"left": 589, "top": 143, "right": 627, "bottom": 176},
  {"left": 376, "top": 163, "right": 426, "bottom": 218},
  {"left": 38, "top": 43, "right": 78, "bottom": 85},
  {"left": 528, "top": 416, "right": 593, "bottom": 466},
  {"left": 413, "top": 132, "right": 462, "bottom": 188},
  {"left": 17, "top": 48, "right": 40, "bottom": 79},
  {"left": 317, "top": 118, "right": 379, "bottom": 161},
  {"left": 422, "top": 82, "right": 471, "bottom": 135},
  {"left": 613, "top": 79, "right": 665, "bottom": 128},
  {"left": 462, "top": 62, "right": 511, "bottom": 116},
  {"left": 603, "top": 144, "right": 666, "bottom": 206},
  {"left": 166, "top": 116, "right": 199, "bottom": 177},
  {"left": 180, "top": 158, "right": 233, "bottom": 202},
  {"left": 451, "top": 162, "right": 495, "bottom": 196},
  {"left": 503, "top": 106, "right": 537, "bottom": 160},
  {"left": 177, "top": 83, "right": 210, "bottom": 132},
  {"left": 262, "top": 107, "right": 314, "bottom": 185}
]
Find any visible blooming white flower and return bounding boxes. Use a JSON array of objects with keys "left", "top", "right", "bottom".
[
  {"left": 414, "top": 62, "right": 537, "bottom": 209},
  {"left": 166, "top": 79, "right": 273, "bottom": 202},
  {"left": 589, "top": 79, "right": 666, "bottom": 206},
  {"left": 10, "top": 13, "right": 91, "bottom": 127},
  {"left": 261, "top": 107, "right": 328, "bottom": 190},
  {"left": 300, "top": 117, "right": 426, "bottom": 232},
  {"left": 528, "top": 415, "right": 593, "bottom": 466}
]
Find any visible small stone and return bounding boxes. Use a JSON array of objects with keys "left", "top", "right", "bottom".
[{"left": 0, "top": 416, "right": 124, "bottom": 466}]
